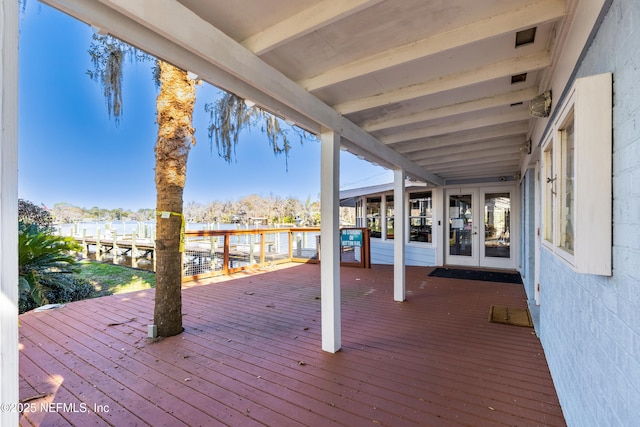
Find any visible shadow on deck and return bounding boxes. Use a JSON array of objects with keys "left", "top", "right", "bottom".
[{"left": 19, "top": 264, "right": 565, "bottom": 426}]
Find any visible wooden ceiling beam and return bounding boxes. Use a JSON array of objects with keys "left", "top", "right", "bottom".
[
  {"left": 440, "top": 166, "right": 520, "bottom": 179},
  {"left": 335, "top": 52, "right": 551, "bottom": 115},
  {"left": 417, "top": 152, "right": 521, "bottom": 169},
  {"left": 300, "top": 0, "right": 565, "bottom": 92},
  {"left": 407, "top": 138, "right": 522, "bottom": 162},
  {"left": 381, "top": 110, "right": 530, "bottom": 145},
  {"left": 394, "top": 123, "right": 528, "bottom": 154},
  {"left": 242, "top": 0, "right": 383, "bottom": 55},
  {"left": 364, "top": 87, "right": 538, "bottom": 132}
]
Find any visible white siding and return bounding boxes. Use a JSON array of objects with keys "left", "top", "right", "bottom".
[{"left": 370, "top": 239, "right": 436, "bottom": 266}]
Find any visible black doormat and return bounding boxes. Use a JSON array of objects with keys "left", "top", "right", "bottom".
[{"left": 428, "top": 267, "right": 523, "bottom": 284}]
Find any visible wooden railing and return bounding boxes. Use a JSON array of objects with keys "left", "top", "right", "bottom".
[
  {"left": 183, "top": 227, "right": 371, "bottom": 281},
  {"left": 74, "top": 226, "right": 369, "bottom": 281},
  {"left": 182, "top": 227, "right": 322, "bottom": 281}
]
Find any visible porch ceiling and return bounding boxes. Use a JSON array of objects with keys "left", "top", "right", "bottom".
[{"left": 45, "top": 0, "right": 572, "bottom": 185}]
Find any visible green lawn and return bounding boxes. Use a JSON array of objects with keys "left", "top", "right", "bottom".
[{"left": 77, "top": 261, "right": 156, "bottom": 297}]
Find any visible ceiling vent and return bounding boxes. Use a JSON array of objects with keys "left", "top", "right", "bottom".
[
  {"left": 516, "top": 27, "right": 537, "bottom": 47},
  {"left": 511, "top": 73, "right": 527, "bottom": 84},
  {"left": 529, "top": 91, "right": 552, "bottom": 118}
]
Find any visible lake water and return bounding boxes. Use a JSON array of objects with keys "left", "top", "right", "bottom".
[{"left": 56, "top": 221, "right": 264, "bottom": 238}]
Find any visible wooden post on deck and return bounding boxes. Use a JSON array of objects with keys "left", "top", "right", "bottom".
[
  {"left": 209, "top": 235, "right": 216, "bottom": 272},
  {"left": 1, "top": 4, "right": 20, "bottom": 422},
  {"left": 223, "top": 234, "right": 230, "bottom": 275},
  {"left": 96, "top": 228, "right": 102, "bottom": 261},
  {"left": 393, "top": 168, "right": 406, "bottom": 302},
  {"left": 249, "top": 233, "right": 255, "bottom": 265},
  {"left": 113, "top": 231, "right": 119, "bottom": 265},
  {"left": 131, "top": 230, "right": 138, "bottom": 268},
  {"left": 81, "top": 229, "right": 88, "bottom": 259},
  {"left": 320, "top": 128, "right": 341, "bottom": 353}
]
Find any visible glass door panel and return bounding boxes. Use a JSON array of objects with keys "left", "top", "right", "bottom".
[
  {"left": 446, "top": 193, "right": 478, "bottom": 267},
  {"left": 449, "top": 194, "right": 473, "bottom": 256},
  {"left": 484, "top": 192, "right": 511, "bottom": 259},
  {"left": 445, "top": 188, "right": 515, "bottom": 269}
]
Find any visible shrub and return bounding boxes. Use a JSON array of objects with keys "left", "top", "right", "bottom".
[
  {"left": 19, "top": 276, "right": 95, "bottom": 314},
  {"left": 18, "top": 199, "right": 53, "bottom": 230},
  {"left": 18, "top": 223, "right": 83, "bottom": 311}
]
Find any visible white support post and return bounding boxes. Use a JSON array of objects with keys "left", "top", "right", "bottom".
[
  {"left": 320, "top": 128, "right": 341, "bottom": 353},
  {"left": 393, "top": 169, "right": 406, "bottom": 302},
  {"left": 361, "top": 198, "right": 367, "bottom": 228},
  {"left": 1, "top": 1, "right": 20, "bottom": 425},
  {"left": 381, "top": 194, "right": 387, "bottom": 240}
]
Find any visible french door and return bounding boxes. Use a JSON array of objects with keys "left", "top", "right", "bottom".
[{"left": 445, "top": 187, "right": 515, "bottom": 269}]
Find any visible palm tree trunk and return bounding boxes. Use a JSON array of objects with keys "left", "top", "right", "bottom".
[{"left": 154, "top": 61, "right": 196, "bottom": 337}]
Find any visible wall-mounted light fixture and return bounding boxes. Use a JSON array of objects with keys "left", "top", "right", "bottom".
[
  {"left": 529, "top": 91, "right": 552, "bottom": 118},
  {"left": 520, "top": 139, "right": 532, "bottom": 154}
]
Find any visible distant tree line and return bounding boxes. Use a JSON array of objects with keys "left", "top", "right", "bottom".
[
  {"left": 46, "top": 194, "right": 355, "bottom": 226},
  {"left": 49, "top": 202, "right": 154, "bottom": 223}
]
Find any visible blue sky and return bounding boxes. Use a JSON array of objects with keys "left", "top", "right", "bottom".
[{"left": 18, "top": 2, "right": 392, "bottom": 211}]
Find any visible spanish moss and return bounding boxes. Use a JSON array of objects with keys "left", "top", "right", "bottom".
[
  {"left": 206, "top": 93, "right": 314, "bottom": 171},
  {"left": 87, "top": 34, "right": 152, "bottom": 125}
]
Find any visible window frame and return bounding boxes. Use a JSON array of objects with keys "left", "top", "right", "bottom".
[
  {"left": 409, "top": 191, "right": 433, "bottom": 243},
  {"left": 557, "top": 108, "right": 575, "bottom": 260},
  {"left": 357, "top": 190, "right": 434, "bottom": 245},
  {"left": 539, "top": 73, "right": 612, "bottom": 275},
  {"left": 385, "top": 195, "right": 394, "bottom": 240},
  {"left": 366, "top": 197, "right": 381, "bottom": 238},
  {"left": 542, "top": 135, "right": 554, "bottom": 247}
]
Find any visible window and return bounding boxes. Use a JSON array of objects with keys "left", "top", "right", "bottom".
[
  {"left": 559, "top": 115, "right": 575, "bottom": 254},
  {"left": 355, "top": 199, "right": 365, "bottom": 228},
  {"left": 366, "top": 197, "right": 381, "bottom": 238},
  {"left": 539, "top": 73, "right": 612, "bottom": 275},
  {"left": 385, "top": 195, "right": 394, "bottom": 239},
  {"left": 359, "top": 191, "right": 433, "bottom": 243},
  {"left": 542, "top": 142, "right": 554, "bottom": 243},
  {"left": 409, "top": 191, "right": 432, "bottom": 242}
]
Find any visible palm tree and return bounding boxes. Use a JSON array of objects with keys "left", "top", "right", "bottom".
[
  {"left": 88, "top": 34, "right": 309, "bottom": 337},
  {"left": 151, "top": 60, "right": 196, "bottom": 336}
]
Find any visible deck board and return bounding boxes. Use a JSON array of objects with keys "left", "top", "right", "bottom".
[{"left": 19, "top": 264, "right": 565, "bottom": 426}]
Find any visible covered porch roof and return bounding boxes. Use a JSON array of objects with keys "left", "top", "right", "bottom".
[
  {"left": 42, "top": 0, "right": 577, "bottom": 185},
  {"left": 339, "top": 180, "right": 429, "bottom": 207}
]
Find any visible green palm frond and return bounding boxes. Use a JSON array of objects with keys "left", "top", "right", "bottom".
[{"left": 18, "top": 223, "right": 81, "bottom": 306}]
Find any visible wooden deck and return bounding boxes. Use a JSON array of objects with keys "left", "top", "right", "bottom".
[{"left": 18, "top": 264, "right": 565, "bottom": 426}]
